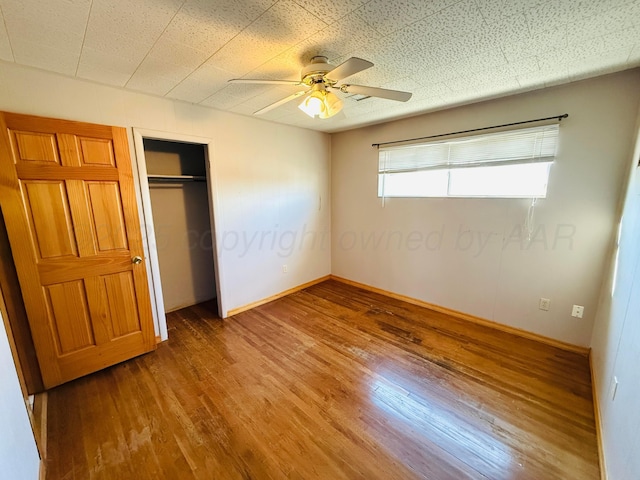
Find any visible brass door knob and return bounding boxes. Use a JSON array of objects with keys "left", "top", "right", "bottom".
[{"left": 132, "top": 256, "right": 143, "bottom": 265}]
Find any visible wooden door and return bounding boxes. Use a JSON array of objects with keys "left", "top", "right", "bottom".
[{"left": 0, "top": 112, "right": 156, "bottom": 389}]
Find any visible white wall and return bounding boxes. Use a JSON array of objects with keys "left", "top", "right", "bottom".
[
  {"left": 0, "top": 62, "right": 331, "bottom": 317},
  {"left": 590, "top": 106, "right": 640, "bottom": 479},
  {"left": 331, "top": 69, "right": 640, "bottom": 346},
  {"left": 0, "top": 311, "right": 40, "bottom": 480}
]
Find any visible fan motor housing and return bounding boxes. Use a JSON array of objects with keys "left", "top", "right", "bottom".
[{"left": 301, "top": 56, "right": 334, "bottom": 85}]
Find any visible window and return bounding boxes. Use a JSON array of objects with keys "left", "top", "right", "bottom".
[{"left": 378, "top": 124, "right": 559, "bottom": 198}]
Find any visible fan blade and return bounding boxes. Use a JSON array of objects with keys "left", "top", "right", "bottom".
[
  {"left": 254, "top": 90, "right": 308, "bottom": 115},
  {"left": 338, "top": 84, "right": 412, "bottom": 102},
  {"left": 229, "top": 78, "right": 303, "bottom": 86},
  {"left": 325, "top": 57, "right": 373, "bottom": 82}
]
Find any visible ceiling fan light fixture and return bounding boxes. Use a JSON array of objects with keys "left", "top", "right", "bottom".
[
  {"left": 298, "top": 86, "right": 343, "bottom": 119},
  {"left": 298, "top": 91, "right": 325, "bottom": 117},
  {"left": 230, "top": 56, "right": 410, "bottom": 118},
  {"left": 319, "top": 91, "right": 343, "bottom": 119}
]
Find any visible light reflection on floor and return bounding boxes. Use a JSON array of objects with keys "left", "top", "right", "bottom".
[{"left": 370, "top": 375, "right": 516, "bottom": 474}]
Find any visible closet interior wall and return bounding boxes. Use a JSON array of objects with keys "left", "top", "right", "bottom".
[{"left": 143, "top": 139, "right": 217, "bottom": 313}]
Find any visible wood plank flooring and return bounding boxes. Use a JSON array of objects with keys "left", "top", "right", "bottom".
[{"left": 45, "top": 280, "right": 600, "bottom": 479}]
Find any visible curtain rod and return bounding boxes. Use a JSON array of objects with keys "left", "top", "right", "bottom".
[{"left": 372, "top": 113, "right": 569, "bottom": 148}]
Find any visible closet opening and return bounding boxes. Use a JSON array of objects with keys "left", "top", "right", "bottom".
[{"left": 132, "top": 130, "right": 224, "bottom": 341}]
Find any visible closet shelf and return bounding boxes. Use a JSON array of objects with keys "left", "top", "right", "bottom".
[{"left": 147, "top": 174, "right": 206, "bottom": 183}]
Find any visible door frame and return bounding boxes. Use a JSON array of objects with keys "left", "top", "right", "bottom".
[{"left": 131, "top": 128, "right": 226, "bottom": 340}]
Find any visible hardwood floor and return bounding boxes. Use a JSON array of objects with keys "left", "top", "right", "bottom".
[{"left": 45, "top": 280, "right": 600, "bottom": 479}]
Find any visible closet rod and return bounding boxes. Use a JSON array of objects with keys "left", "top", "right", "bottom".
[
  {"left": 372, "top": 113, "right": 569, "bottom": 148},
  {"left": 147, "top": 174, "right": 207, "bottom": 183}
]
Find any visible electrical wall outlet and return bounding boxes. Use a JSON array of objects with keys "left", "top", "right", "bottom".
[
  {"left": 282, "top": 265, "right": 288, "bottom": 273},
  {"left": 539, "top": 298, "right": 550, "bottom": 311},
  {"left": 571, "top": 305, "right": 584, "bottom": 318}
]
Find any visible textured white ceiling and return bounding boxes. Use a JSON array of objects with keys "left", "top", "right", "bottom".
[{"left": 0, "top": 0, "right": 638, "bottom": 132}]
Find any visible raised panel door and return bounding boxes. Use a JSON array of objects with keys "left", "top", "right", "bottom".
[{"left": 0, "top": 112, "right": 156, "bottom": 388}]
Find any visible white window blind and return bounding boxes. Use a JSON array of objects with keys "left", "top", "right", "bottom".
[{"left": 378, "top": 124, "right": 559, "bottom": 174}]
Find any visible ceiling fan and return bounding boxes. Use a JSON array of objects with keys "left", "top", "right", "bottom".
[{"left": 228, "top": 56, "right": 412, "bottom": 119}]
